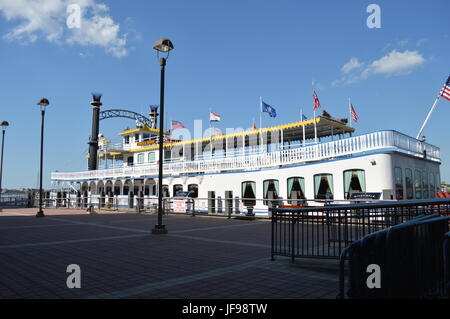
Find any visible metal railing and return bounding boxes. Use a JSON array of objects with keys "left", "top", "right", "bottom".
[
  {"left": 51, "top": 130, "right": 440, "bottom": 181},
  {"left": 444, "top": 232, "right": 450, "bottom": 298},
  {"left": 39, "top": 193, "right": 389, "bottom": 217},
  {"left": 0, "top": 196, "right": 31, "bottom": 208},
  {"left": 270, "top": 198, "right": 450, "bottom": 260},
  {"left": 339, "top": 214, "right": 450, "bottom": 299}
]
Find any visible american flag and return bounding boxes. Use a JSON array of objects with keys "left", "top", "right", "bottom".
[
  {"left": 313, "top": 91, "right": 321, "bottom": 111},
  {"left": 171, "top": 120, "right": 186, "bottom": 130},
  {"left": 350, "top": 103, "right": 359, "bottom": 122},
  {"left": 440, "top": 75, "right": 450, "bottom": 101}
]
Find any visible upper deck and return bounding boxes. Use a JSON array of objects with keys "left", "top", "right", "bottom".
[{"left": 51, "top": 130, "right": 440, "bottom": 182}]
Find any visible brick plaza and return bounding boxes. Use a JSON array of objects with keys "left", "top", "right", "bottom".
[{"left": 0, "top": 208, "right": 338, "bottom": 299}]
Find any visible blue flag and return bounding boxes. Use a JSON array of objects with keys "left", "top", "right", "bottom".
[
  {"left": 302, "top": 114, "right": 308, "bottom": 121},
  {"left": 262, "top": 101, "right": 277, "bottom": 118}
]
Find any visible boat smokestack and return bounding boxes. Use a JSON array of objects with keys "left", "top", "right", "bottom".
[
  {"left": 88, "top": 93, "right": 102, "bottom": 171},
  {"left": 149, "top": 105, "right": 159, "bottom": 129}
]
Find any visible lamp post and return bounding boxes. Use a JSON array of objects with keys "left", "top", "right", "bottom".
[
  {"left": 152, "top": 38, "right": 174, "bottom": 235},
  {"left": 0, "top": 121, "right": 9, "bottom": 212},
  {"left": 36, "top": 98, "right": 49, "bottom": 218}
]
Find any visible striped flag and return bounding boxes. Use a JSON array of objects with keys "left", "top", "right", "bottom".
[
  {"left": 350, "top": 103, "right": 359, "bottom": 122},
  {"left": 210, "top": 111, "right": 221, "bottom": 122},
  {"left": 313, "top": 91, "right": 321, "bottom": 111},
  {"left": 171, "top": 120, "right": 186, "bottom": 130},
  {"left": 440, "top": 75, "right": 450, "bottom": 101}
]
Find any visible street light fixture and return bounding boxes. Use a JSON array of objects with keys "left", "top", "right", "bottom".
[
  {"left": 36, "top": 98, "right": 49, "bottom": 218},
  {"left": 0, "top": 121, "right": 9, "bottom": 212},
  {"left": 152, "top": 38, "right": 174, "bottom": 235}
]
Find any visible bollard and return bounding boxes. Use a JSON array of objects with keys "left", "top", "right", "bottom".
[
  {"left": 138, "top": 191, "right": 144, "bottom": 212},
  {"left": 76, "top": 191, "right": 81, "bottom": 208},
  {"left": 225, "top": 191, "right": 233, "bottom": 219},
  {"left": 100, "top": 191, "right": 105, "bottom": 208},
  {"left": 217, "top": 196, "right": 223, "bottom": 213},
  {"left": 128, "top": 191, "right": 134, "bottom": 209},
  {"left": 208, "top": 191, "right": 216, "bottom": 213},
  {"left": 191, "top": 198, "right": 196, "bottom": 217},
  {"left": 83, "top": 191, "right": 88, "bottom": 208}
]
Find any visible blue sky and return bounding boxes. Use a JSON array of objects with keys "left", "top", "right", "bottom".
[{"left": 0, "top": 0, "right": 449, "bottom": 189}]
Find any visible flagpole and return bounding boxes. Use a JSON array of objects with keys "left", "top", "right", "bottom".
[
  {"left": 210, "top": 108, "right": 214, "bottom": 137},
  {"left": 349, "top": 98, "right": 352, "bottom": 128},
  {"left": 312, "top": 82, "right": 318, "bottom": 144},
  {"left": 259, "top": 96, "right": 263, "bottom": 153},
  {"left": 301, "top": 108, "right": 306, "bottom": 146},
  {"left": 416, "top": 94, "right": 441, "bottom": 139}
]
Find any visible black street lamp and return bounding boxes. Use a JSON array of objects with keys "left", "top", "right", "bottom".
[
  {"left": 36, "top": 98, "right": 49, "bottom": 218},
  {"left": 152, "top": 38, "right": 174, "bottom": 235},
  {"left": 0, "top": 121, "right": 9, "bottom": 212}
]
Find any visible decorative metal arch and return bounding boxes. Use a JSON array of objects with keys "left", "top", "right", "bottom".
[{"left": 99, "top": 109, "right": 152, "bottom": 126}]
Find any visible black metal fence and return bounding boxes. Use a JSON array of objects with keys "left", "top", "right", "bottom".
[
  {"left": 271, "top": 198, "right": 450, "bottom": 260},
  {"left": 445, "top": 231, "right": 450, "bottom": 298},
  {"left": 339, "top": 214, "right": 450, "bottom": 299},
  {"left": 0, "top": 196, "right": 31, "bottom": 208}
]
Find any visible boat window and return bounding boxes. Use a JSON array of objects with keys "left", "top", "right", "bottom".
[
  {"left": 314, "top": 174, "right": 334, "bottom": 200},
  {"left": 422, "top": 171, "right": 429, "bottom": 199},
  {"left": 287, "top": 177, "right": 305, "bottom": 200},
  {"left": 148, "top": 152, "right": 156, "bottom": 163},
  {"left": 162, "top": 185, "right": 170, "bottom": 197},
  {"left": 188, "top": 184, "right": 198, "bottom": 198},
  {"left": 124, "top": 136, "right": 130, "bottom": 144},
  {"left": 343, "top": 170, "right": 365, "bottom": 199},
  {"left": 287, "top": 177, "right": 305, "bottom": 205},
  {"left": 143, "top": 133, "right": 150, "bottom": 141},
  {"left": 127, "top": 156, "right": 134, "bottom": 166},
  {"left": 135, "top": 134, "right": 140, "bottom": 142},
  {"left": 263, "top": 179, "right": 279, "bottom": 206},
  {"left": 123, "top": 182, "right": 130, "bottom": 195},
  {"left": 414, "top": 170, "right": 422, "bottom": 199},
  {"left": 173, "top": 184, "right": 183, "bottom": 197},
  {"left": 137, "top": 153, "right": 144, "bottom": 164},
  {"left": 429, "top": 173, "right": 435, "bottom": 198},
  {"left": 405, "top": 168, "right": 414, "bottom": 199},
  {"left": 241, "top": 181, "right": 256, "bottom": 206},
  {"left": 394, "top": 167, "right": 403, "bottom": 200}
]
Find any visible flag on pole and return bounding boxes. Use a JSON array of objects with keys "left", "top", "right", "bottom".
[
  {"left": 171, "top": 120, "right": 186, "bottom": 130},
  {"left": 350, "top": 104, "right": 359, "bottom": 122},
  {"left": 209, "top": 111, "right": 221, "bottom": 122},
  {"left": 261, "top": 101, "right": 277, "bottom": 117},
  {"left": 440, "top": 75, "right": 450, "bottom": 101},
  {"left": 313, "top": 91, "right": 321, "bottom": 111},
  {"left": 302, "top": 114, "right": 308, "bottom": 121}
]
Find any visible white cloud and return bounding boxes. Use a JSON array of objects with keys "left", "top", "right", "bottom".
[
  {"left": 333, "top": 50, "right": 425, "bottom": 86},
  {"left": 369, "top": 50, "right": 425, "bottom": 75},
  {"left": 341, "top": 58, "right": 363, "bottom": 74},
  {"left": 0, "top": 0, "right": 128, "bottom": 57}
]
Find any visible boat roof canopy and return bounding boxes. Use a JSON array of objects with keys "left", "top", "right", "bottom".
[{"left": 131, "top": 116, "right": 354, "bottom": 152}]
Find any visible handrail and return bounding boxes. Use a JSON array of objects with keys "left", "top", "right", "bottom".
[{"left": 52, "top": 130, "right": 441, "bottom": 181}]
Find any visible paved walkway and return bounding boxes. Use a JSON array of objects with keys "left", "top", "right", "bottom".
[{"left": 0, "top": 208, "right": 339, "bottom": 299}]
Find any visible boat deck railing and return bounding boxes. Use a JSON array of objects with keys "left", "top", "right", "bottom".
[{"left": 52, "top": 130, "right": 440, "bottom": 181}]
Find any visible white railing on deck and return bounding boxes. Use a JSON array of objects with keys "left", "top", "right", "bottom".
[{"left": 52, "top": 130, "right": 440, "bottom": 181}]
